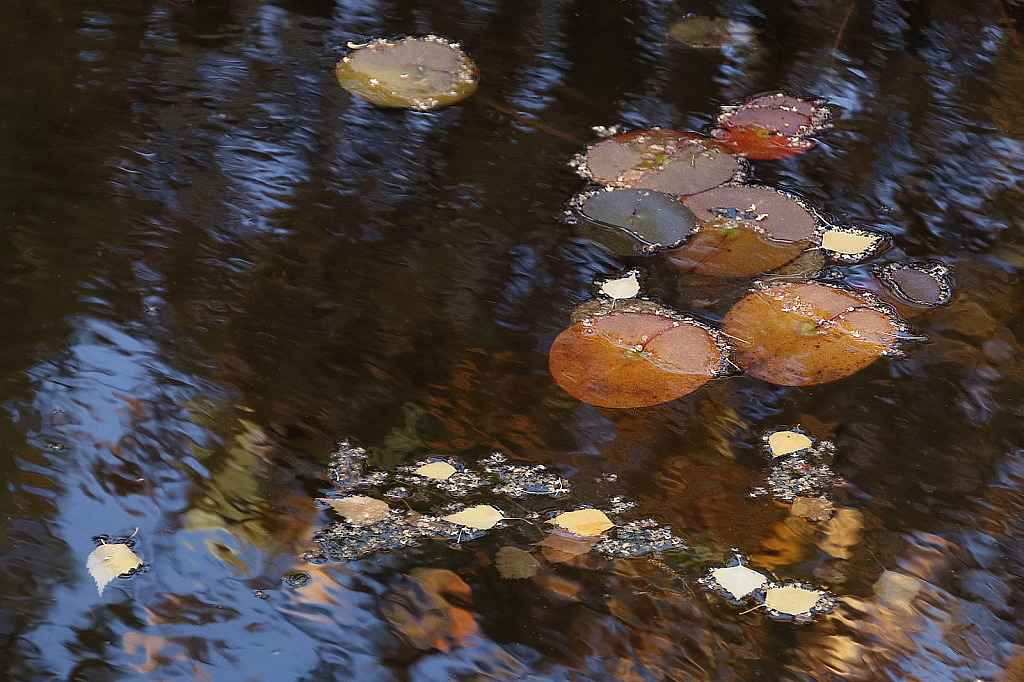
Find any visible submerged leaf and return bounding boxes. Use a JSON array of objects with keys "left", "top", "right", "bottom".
[
  {"left": 790, "top": 496, "right": 834, "bottom": 522},
  {"left": 667, "top": 16, "right": 755, "bottom": 49},
  {"left": 322, "top": 495, "right": 392, "bottom": 525},
  {"left": 549, "top": 312, "right": 725, "bottom": 408},
  {"left": 666, "top": 186, "right": 818, "bottom": 277},
  {"left": 87, "top": 542, "right": 143, "bottom": 595},
  {"left": 442, "top": 505, "right": 504, "bottom": 530},
  {"left": 547, "top": 509, "right": 614, "bottom": 537},
  {"left": 579, "top": 129, "right": 740, "bottom": 196},
  {"left": 335, "top": 36, "right": 478, "bottom": 110},
  {"left": 572, "top": 189, "right": 698, "bottom": 254},
  {"left": 495, "top": 546, "right": 540, "bottom": 579},
  {"left": 722, "top": 283, "right": 902, "bottom": 386}
]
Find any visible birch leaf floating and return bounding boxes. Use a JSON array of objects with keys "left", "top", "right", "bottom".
[
  {"left": 723, "top": 283, "right": 903, "bottom": 386},
  {"left": 819, "top": 226, "right": 887, "bottom": 263},
  {"left": 577, "top": 129, "right": 740, "bottom": 196},
  {"left": 549, "top": 312, "right": 726, "bottom": 408},
  {"left": 764, "top": 429, "right": 814, "bottom": 458},
  {"left": 415, "top": 461, "right": 457, "bottom": 480},
  {"left": 322, "top": 495, "right": 392, "bottom": 525},
  {"left": 712, "top": 94, "right": 831, "bottom": 160},
  {"left": 547, "top": 509, "right": 614, "bottom": 537},
  {"left": 87, "top": 541, "right": 144, "bottom": 595},
  {"left": 335, "top": 35, "right": 478, "bottom": 111},
  {"left": 597, "top": 269, "right": 643, "bottom": 300},
  {"left": 441, "top": 504, "right": 504, "bottom": 530},
  {"left": 570, "top": 189, "right": 698, "bottom": 255},
  {"left": 666, "top": 186, "right": 818, "bottom": 278},
  {"left": 757, "top": 581, "right": 836, "bottom": 622},
  {"left": 700, "top": 556, "right": 769, "bottom": 603}
]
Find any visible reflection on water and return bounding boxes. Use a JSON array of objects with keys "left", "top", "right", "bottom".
[{"left": 6, "top": 0, "right": 1024, "bottom": 679}]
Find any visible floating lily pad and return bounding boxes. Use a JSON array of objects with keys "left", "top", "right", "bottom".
[
  {"left": 667, "top": 16, "right": 755, "bottom": 49},
  {"left": 712, "top": 95, "right": 831, "bottom": 160},
  {"left": 819, "top": 226, "right": 888, "bottom": 263},
  {"left": 877, "top": 262, "right": 952, "bottom": 307},
  {"left": 722, "top": 283, "right": 902, "bottom": 386},
  {"left": 578, "top": 129, "right": 741, "bottom": 196},
  {"left": 666, "top": 186, "right": 818, "bottom": 277},
  {"left": 549, "top": 312, "right": 726, "bottom": 408},
  {"left": 570, "top": 189, "right": 698, "bottom": 254},
  {"left": 335, "top": 35, "right": 478, "bottom": 111}
]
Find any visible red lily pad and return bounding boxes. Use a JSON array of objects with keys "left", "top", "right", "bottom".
[
  {"left": 722, "top": 283, "right": 902, "bottom": 386},
  {"left": 549, "top": 312, "right": 725, "bottom": 408},
  {"left": 579, "top": 129, "right": 740, "bottom": 196},
  {"left": 712, "top": 94, "right": 831, "bottom": 160},
  {"left": 335, "top": 36, "right": 478, "bottom": 111},
  {"left": 665, "top": 186, "right": 818, "bottom": 277},
  {"left": 745, "top": 94, "right": 830, "bottom": 124}
]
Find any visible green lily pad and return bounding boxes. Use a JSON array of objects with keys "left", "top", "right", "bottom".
[
  {"left": 570, "top": 189, "right": 698, "bottom": 254},
  {"left": 335, "top": 35, "right": 478, "bottom": 111}
]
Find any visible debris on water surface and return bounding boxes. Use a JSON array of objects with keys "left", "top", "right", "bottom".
[
  {"left": 754, "top": 581, "right": 837, "bottom": 623},
  {"left": 440, "top": 504, "right": 505, "bottom": 531},
  {"left": 593, "top": 518, "right": 688, "bottom": 557},
  {"left": 547, "top": 508, "right": 614, "bottom": 537},
  {"left": 385, "top": 486, "right": 409, "bottom": 499},
  {"left": 607, "top": 496, "right": 638, "bottom": 514},
  {"left": 596, "top": 269, "right": 644, "bottom": 300},
  {"left": 397, "top": 457, "right": 486, "bottom": 496},
  {"left": 318, "top": 495, "right": 392, "bottom": 525},
  {"left": 762, "top": 455, "right": 840, "bottom": 503},
  {"left": 569, "top": 189, "right": 699, "bottom": 255},
  {"left": 790, "top": 496, "right": 834, "bottom": 522},
  {"left": 666, "top": 185, "right": 819, "bottom": 277},
  {"left": 577, "top": 128, "right": 741, "bottom": 196},
  {"left": 667, "top": 16, "right": 755, "bottom": 49},
  {"left": 306, "top": 512, "right": 431, "bottom": 562},
  {"left": 326, "top": 439, "right": 370, "bottom": 491},
  {"left": 87, "top": 537, "right": 146, "bottom": 596},
  {"left": 549, "top": 311, "right": 727, "bottom": 408},
  {"left": 282, "top": 572, "right": 311, "bottom": 588},
  {"left": 763, "top": 428, "right": 815, "bottom": 459},
  {"left": 819, "top": 226, "right": 888, "bottom": 263},
  {"left": 722, "top": 282, "right": 905, "bottom": 386},
  {"left": 699, "top": 554, "right": 769, "bottom": 603},
  {"left": 712, "top": 94, "right": 832, "bottom": 160},
  {"left": 334, "top": 35, "right": 478, "bottom": 111},
  {"left": 876, "top": 261, "right": 952, "bottom": 307},
  {"left": 495, "top": 546, "right": 540, "bottom": 579},
  {"left": 481, "top": 455, "right": 570, "bottom": 498}
]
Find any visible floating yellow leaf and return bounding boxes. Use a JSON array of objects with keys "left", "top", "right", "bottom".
[
  {"left": 322, "top": 495, "right": 391, "bottom": 525},
  {"left": 442, "top": 505, "right": 503, "bottom": 530},
  {"left": 820, "top": 228, "right": 882, "bottom": 258},
  {"left": 87, "top": 542, "right": 143, "bottom": 595},
  {"left": 599, "top": 271, "right": 641, "bottom": 300},
  {"left": 710, "top": 564, "right": 768, "bottom": 599},
  {"left": 415, "top": 461, "right": 457, "bottom": 480},
  {"left": 766, "top": 430, "right": 813, "bottom": 458},
  {"left": 547, "top": 509, "right": 613, "bottom": 537},
  {"left": 763, "top": 583, "right": 825, "bottom": 615}
]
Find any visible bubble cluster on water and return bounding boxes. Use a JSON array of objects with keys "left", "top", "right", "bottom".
[
  {"left": 305, "top": 511, "right": 430, "bottom": 563},
  {"left": 593, "top": 519, "right": 688, "bottom": 558},
  {"left": 751, "top": 431, "right": 841, "bottom": 503},
  {"left": 396, "top": 456, "right": 487, "bottom": 496},
  {"left": 480, "top": 452, "right": 570, "bottom": 498},
  {"left": 326, "top": 439, "right": 370, "bottom": 491}
]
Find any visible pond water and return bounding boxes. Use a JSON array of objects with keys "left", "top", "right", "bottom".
[{"left": 5, "top": 0, "right": 1024, "bottom": 680}]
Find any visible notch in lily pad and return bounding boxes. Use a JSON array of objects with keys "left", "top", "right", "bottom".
[
  {"left": 576, "top": 128, "right": 741, "bottom": 196},
  {"left": 335, "top": 35, "right": 478, "bottom": 111},
  {"left": 723, "top": 282, "right": 905, "bottom": 386},
  {"left": 569, "top": 188, "right": 698, "bottom": 255},
  {"left": 549, "top": 310, "right": 728, "bottom": 408},
  {"left": 876, "top": 261, "right": 953, "bottom": 307}
]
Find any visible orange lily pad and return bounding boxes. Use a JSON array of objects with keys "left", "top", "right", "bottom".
[
  {"left": 712, "top": 94, "right": 831, "bottom": 160},
  {"left": 578, "top": 129, "right": 740, "bottom": 196},
  {"left": 722, "top": 283, "right": 902, "bottom": 386},
  {"left": 665, "top": 186, "right": 818, "bottom": 278},
  {"left": 549, "top": 312, "right": 725, "bottom": 408},
  {"left": 335, "top": 36, "right": 478, "bottom": 111}
]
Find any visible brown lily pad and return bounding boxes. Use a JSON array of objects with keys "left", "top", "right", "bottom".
[
  {"left": 722, "top": 283, "right": 902, "bottom": 386},
  {"left": 666, "top": 186, "right": 818, "bottom": 277},
  {"left": 876, "top": 262, "right": 952, "bottom": 307},
  {"left": 335, "top": 35, "right": 478, "bottom": 111},
  {"left": 549, "top": 312, "right": 725, "bottom": 408},
  {"left": 579, "top": 129, "right": 740, "bottom": 196},
  {"left": 712, "top": 94, "right": 831, "bottom": 160}
]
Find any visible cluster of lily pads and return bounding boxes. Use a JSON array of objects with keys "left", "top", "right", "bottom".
[{"left": 551, "top": 93, "right": 953, "bottom": 409}]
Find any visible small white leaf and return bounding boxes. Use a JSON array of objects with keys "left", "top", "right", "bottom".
[
  {"left": 87, "top": 543, "right": 143, "bottom": 596},
  {"left": 415, "top": 461, "right": 457, "bottom": 480},
  {"left": 763, "top": 584, "right": 826, "bottom": 616},
  {"left": 599, "top": 271, "right": 641, "bottom": 300},
  {"left": 820, "top": 229, "right": 881, "bottom": 257},
  {"left": 547, "top": 509, "right": 614, "bottom": 537},
  {"left": 766, "top": 430, "right": 813, "bottom": 458},
  {"left": 711, "top": 564, "right": 768, "bottom": 599},
  {"left": 442, "top": 505, "right": 503, "bottom": 530}
]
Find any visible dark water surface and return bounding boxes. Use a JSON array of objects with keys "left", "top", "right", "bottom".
[{"left": 5, "top": 0, "right": 1024, "bottom": 679}]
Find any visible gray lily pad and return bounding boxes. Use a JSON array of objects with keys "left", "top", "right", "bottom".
[{"left": 570, "top": 188, "right": 698, "bottom": 255}]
